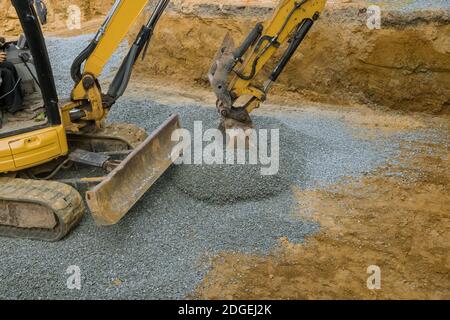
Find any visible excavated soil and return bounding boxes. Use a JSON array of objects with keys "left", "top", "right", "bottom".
[
  {"left": 132, "top": 2, "right": 450, "bottom": 114},
  {"left": 196, "top": 121, "right": 450, "bottom": 300},
  {"left": 0, "top": 0, "right": 115, "bottom": 34},
  {"left": 1, "top": 1, "right": 448, "bottom": 113}
]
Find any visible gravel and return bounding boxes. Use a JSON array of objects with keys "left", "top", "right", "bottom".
[{"left": 0, "top": 34, "right": 434, "bottom": 299}]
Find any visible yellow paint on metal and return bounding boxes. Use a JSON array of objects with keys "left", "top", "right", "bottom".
[
  {"left": 71, "top": 0, "right": 149, "bottom": 125},
  {"left": 0, "top": 125, "right": 68, "bottom": 173},
  {"left": 60, "top": 100, "right": 84, "bottom": 133},
  {"left": 231, "top": 0, "right": 327, "bottom": 110}
]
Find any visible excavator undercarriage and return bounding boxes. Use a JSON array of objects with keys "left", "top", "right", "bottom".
[
  {"left": 0, "top": 114, "right": 181, "bottom": 240},
  {"left": 0, "top": 178, "right": 84, "bottom": 241}
]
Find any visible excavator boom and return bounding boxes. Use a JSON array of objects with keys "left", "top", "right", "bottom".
[
  {"left": 0, "top": 0, "right": 181, "bottom": 240},
  {"left": 69, "top": 0, "right": 171, "bottom": 125}
]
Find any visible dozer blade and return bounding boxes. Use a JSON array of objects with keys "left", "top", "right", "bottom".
[{"left": 86, "top": 114, "right": 181, "bottom": 226}]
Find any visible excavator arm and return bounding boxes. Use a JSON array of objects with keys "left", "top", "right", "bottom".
[
  {"left": 64, "top": 0, "right": 170, "bottom": 130},
  {"left": 208, "top": 0, "right": 327, "bottom": 130}
]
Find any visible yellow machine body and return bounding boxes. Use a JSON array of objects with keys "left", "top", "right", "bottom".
[
  {"left": 1, "top": 0, "right": 151, "bottom": 175},
  {"left": 0, "top": 125, "right": 68, "bottom": 173}
]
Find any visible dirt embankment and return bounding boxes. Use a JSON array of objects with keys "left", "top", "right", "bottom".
[{"left": 131, "top": 2, "right": 450, "bottom": 114}]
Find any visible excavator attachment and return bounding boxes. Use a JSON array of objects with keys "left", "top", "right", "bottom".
[
  {"left": 208, "top": 0, "right": 327, "bottom": 130},
  {"left": 86, "top": 114, "right": 181, "bottom": 226}
]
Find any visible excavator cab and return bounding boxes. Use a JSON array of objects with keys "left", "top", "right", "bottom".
[{"left": 0, "top": 0, "right": 182, "bottom": 241}]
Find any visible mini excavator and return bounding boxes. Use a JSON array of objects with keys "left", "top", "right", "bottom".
[{"left": 0, "top": 0, "right": 179, "bottom": 241}]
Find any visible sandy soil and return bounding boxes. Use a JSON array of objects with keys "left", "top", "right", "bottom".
[
  {"left": 2, "top": 1, "right": 449, "bottom": 114},
  {"left": 0, "top": 0, "right": 115, "bottom": 34},
  {"left": 195, "top": 113, "right": 450, "bottom": 300}
]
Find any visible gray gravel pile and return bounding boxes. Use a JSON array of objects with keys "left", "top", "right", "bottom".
[
  {"left": 2, "top": 98, "right": 400, "bottom": 300},
  {"left": 0, "top": 35, "right": 430, "bottom": 299},
  {"left": 109, "top": 101, "right": 399, "bottom": 192}
]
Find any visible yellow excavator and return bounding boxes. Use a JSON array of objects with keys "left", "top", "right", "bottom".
[
  {"left": 0, "top": 0, "right": 326, "bottom": 241},
  {"left": 0, "top": 0, "right": 179, "bottom": 241},
  {"left": 209, "top": 0, "right": 326, "bottom": 130}
]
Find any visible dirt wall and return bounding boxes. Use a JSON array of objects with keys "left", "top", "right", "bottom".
[{"left": 136, "top": 3, "right": 450, "bottom": 114}]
